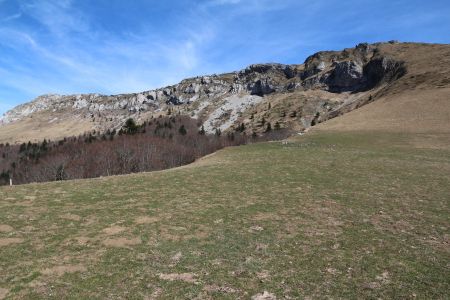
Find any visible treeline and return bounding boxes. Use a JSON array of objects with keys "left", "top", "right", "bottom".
[{"left": 0, "top": 116, "right": 290, "bottom": 185}]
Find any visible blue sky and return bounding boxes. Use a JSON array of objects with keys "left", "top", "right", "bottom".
[{"left": 0, "top": 0, "right": 449, "bottom": 115}]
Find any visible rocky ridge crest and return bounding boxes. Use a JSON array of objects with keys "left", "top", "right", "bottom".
[{"left": 0, "top": 42, "right": 407, "bottom": 141}]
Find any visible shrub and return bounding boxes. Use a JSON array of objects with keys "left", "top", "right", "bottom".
[
  {"left": 178, "top": 125, "right": 187, "bottom": 135},
  {"left": 123, "top": 118, "right": 139, "bottom": 134}
]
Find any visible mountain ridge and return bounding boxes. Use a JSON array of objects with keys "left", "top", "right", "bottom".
[{"left": 1, "top": 41, "right": 449, "bottom": 143}]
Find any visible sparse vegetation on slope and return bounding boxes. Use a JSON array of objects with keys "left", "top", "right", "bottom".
[{"left": 0, "top": 130, "right": 448, "bottom": 298}]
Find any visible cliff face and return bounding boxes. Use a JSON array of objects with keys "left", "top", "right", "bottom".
[{"left": 2, "top": 41, "right": 442, "bottom": 144}]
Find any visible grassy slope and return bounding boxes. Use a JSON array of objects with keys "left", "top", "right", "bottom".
[
  {"left": 320, "top": 88, "right": 450, "bottom": 134},
  {"left": 0, "top": 113, "right": 93, "bottom": 145},
  {"left": 0, "top": 130, "right": 449, "bottom": 299},
  {"left": 1, "top": 42, "right": 449, "bottom": 299}
]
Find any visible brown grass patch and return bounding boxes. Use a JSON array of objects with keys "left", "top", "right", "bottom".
[
  {"left": 0, "top": 112, "right": 93, "bottom": 144},
  {"left": 317, "top": 88, "right": 450, "bottom": 134},
  {"left": 0, "top": 238, "right": 24, "bottom": 247},
  {"left": 0, "top": 288, "right": 9, "bottom": 300},
  {"left": 16, "top": 200, "right": 34, "bottom": 207},
  {"left": 0, "top": 225, "right": 14, "bottom": 233},
  {"left": 102, "top": 225, "right": 127, "bottom": 235},
  {"left": 102, "top": 237, "right": 141, "bottom": 248},
  {"left": 135, "top": 216, "right": 159, "bottom": 224}
]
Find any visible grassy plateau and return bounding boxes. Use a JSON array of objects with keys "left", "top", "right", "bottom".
[{"left": 0, "top": 130, "right": 449, "bottom": 299}]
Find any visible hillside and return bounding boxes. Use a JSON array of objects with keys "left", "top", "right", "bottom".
[
  {"left": 3, "top": 41, "right": 447, "bottom": 144},
  {"left": 316, "top": 43, "right": 450, "bottom": 134},
  {"left": 0, "top": 130, "right": 449, "bottom": 299},
  {"left": 0, "top": 41, "right": 449, "bottom": 299}
]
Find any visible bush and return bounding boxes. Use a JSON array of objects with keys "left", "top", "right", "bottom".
[
  {"left": 123, "top": 118, "right": 138, "bottom": 134},
  {"left": 178, "top": 125, "right": 187, "bottom": 135}
]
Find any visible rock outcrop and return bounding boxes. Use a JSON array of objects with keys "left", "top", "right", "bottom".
[
  {"left": 300, "top": 43, "right": 406, "bottom": 93},
  {"left": 0, "top": 42, "right": 415, "bottom": 143}
]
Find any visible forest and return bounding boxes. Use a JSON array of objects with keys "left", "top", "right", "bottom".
[{"left": 0, "top": 116, "right": 290, "bottom": 185}]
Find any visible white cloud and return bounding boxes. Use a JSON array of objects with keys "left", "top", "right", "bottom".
[
  {"left": 0, "top": 0, "right": 219, "bottom": 98},
  {"left": 2, "top": 13, "right": 22, "bottom": 22},
  {"left": 20, "top": 0, "right": 90, "bottom": 36},
  {"left": 0, "top": 0, "right": 321, "bottom": 108}
]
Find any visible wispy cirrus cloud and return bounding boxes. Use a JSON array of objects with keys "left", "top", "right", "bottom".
[
  {"left": 0, "top": 0, "right": 218, "bottom": 104},
  {"left": 19, "top": 0, "right": 89, "bottom": 36},
  {"left": 2, "top": 12, "right": 21, "bottom": 22}
]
